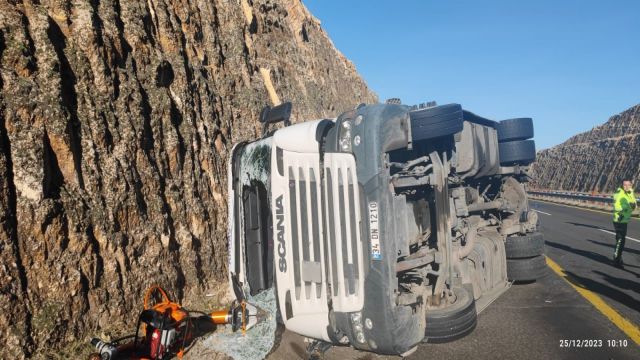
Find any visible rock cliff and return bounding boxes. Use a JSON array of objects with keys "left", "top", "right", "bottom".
[
  {"left": 531, "top": 104, "right": 640, "bottom": 193},
  {"left": 0, "top": 0, "right": 376, "bottom": 357}
]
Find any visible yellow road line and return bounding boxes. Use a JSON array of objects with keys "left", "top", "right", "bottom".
[{"left": 545, "top": 256, "right": 640, "bottom": 345}]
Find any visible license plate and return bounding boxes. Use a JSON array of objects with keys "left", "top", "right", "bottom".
[{"left": 369, "top": 202, "right": 381, "bottom": 260}]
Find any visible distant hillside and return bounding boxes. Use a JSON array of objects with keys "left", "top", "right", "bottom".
[{"left": 531, "top": 104, "right": 640, "bottom": 193}]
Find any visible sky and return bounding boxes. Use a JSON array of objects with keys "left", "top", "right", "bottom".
[{"left": 303, "top": 0, "right": 640, "bottom": 149}]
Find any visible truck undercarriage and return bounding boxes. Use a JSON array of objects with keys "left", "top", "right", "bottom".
[{"left": 228, "top": 102, "right": 543, "bottom": 356}]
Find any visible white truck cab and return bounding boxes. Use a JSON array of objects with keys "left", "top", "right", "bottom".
[{"left": 228, "top": 102, "right": 542, "bottom": 355}]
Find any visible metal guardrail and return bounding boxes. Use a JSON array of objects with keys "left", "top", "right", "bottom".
[{"left": 528, "top": 190, "right": 640, "bottom": 204}]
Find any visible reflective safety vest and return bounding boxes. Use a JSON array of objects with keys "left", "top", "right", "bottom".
[{"left": 613, "top": 187, "right": 636, "bottom": 223}]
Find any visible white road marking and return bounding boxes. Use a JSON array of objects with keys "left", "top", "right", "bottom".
[
  {"left": 533, "top": 209, "right": 552, "bottom": 216},
  {"left": 599, "top": 229, "right": 640, "bottom": 244}
]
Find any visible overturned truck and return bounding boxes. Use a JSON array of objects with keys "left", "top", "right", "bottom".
[{"left": 227, "top": 102, "right": 544, "bottom": 356}]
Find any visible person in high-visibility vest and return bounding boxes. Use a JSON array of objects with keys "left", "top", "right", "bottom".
[{"left": 612, "top": 180, "right": 636, "bottom": 267}]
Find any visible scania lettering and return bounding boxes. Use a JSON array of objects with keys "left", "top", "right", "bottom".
[{"left": 276, "top": 194, "right": 287, "bottom": 272}]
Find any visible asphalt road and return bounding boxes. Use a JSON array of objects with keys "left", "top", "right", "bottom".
[
  {"left": 269, "top": 200, "right": 639, "bottom": 360},
  {"left": 532, "top": 200, "right": 640, "bottom": 326}
]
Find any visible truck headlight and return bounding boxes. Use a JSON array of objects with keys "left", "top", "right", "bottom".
[
  {"left": 350, "top": 312, "right": 366, "bottom": 343},
  {"left": 339, "top": 120, "right": 353, "bottom": 152}
]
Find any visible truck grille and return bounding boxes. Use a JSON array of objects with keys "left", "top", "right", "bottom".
[
  {"left": 282, "top": 152, "right": 364, "bottom": 313},
  {"left": 322, "top": 153, "right": 364, "bottom": 312}
]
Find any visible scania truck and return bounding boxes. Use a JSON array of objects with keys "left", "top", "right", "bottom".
[{"left": 227, "top": 101, "right": 544, "bottom": 356}]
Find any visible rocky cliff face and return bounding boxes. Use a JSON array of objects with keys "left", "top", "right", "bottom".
[
  {"left": 532, "top": 104, "right": 640, "bottom": 193},
  {"left": 0, "top": 0, "right": 376, "bottom": 357}
]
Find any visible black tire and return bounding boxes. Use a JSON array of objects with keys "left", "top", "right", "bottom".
[
  {"left": 505, "top": 232, "right": 545, "bottom": 259},
  {"left": 507, "top": 255, "right": 548, "bottom": 282},
  {"left": 499, "top": 140, "right": 536, "bottom": 166},
  {"left": 497, "top": 118, "right": 534, "bottom": 142},
  {"left": 423, "top": 285, "right": 477, "bottom": 343},
  {"left": 410, "top": 104, "right": 464, "bottom": 141}
]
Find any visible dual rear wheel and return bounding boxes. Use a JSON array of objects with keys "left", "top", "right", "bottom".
[
  {"left": 505, "top": 232, "right": 548, "bottom": 282},
  {"left": 496, "top": 118, "right": 536, "bottom": 166}
]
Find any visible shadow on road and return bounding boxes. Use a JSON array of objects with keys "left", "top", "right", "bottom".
[
  {"left": 565, "top": 221, "right": 613, "bottom": 232},
  {"left": 545, "top": 240, "right": 612, "bottom": 265},
  {"left": 587, "top": 239, "right": 640, "bottom": 256},
  {"left": 562, "top": 270, "right": 640, "bottom": 312},
  {"left": 546, "top": 240, "right": 640, "bottom": 271},
  {"left": 593, "top": 270, "right": 640, "bottom": 291}
]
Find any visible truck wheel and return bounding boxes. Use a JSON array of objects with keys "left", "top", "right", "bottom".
[
  {"left": 423, "top": 285, "right": 477, "bottom": 343},
  {"left": 497, "top": 118, "right": 534, "bottom": 142},
  {"left": 499, "top": 140, "right": 536, "bottom": 166},
  {"left": 505, "top": 232, "right": 544, "bottom": 259},
  {"left": 410, "top": 104, "right": 464, "bottom": 141},
  {"left": 507, "top": 255, "right": 548, "bottom": 282}
]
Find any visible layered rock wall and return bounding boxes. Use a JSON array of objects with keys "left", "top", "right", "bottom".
[
  {"left": 0, "top": 0, "right": 376, "bottom": 357},
  {"left": 532, "top": 104, "right": 640, "bottom": 193}
]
